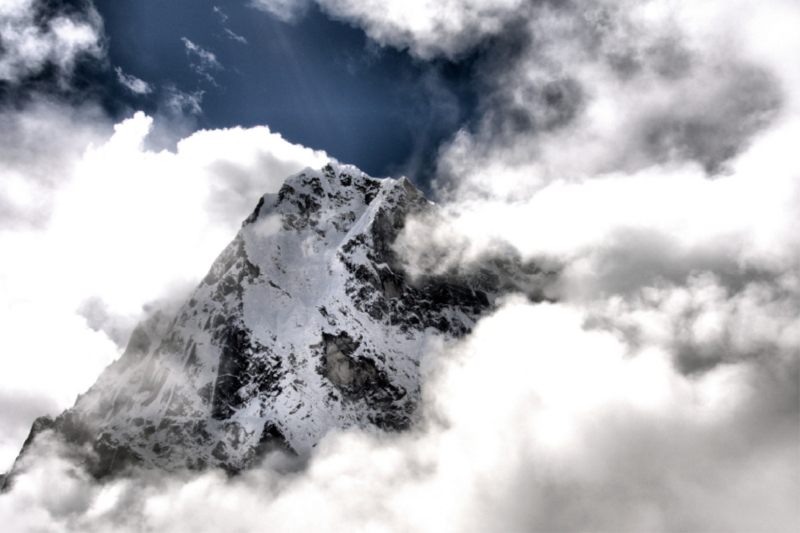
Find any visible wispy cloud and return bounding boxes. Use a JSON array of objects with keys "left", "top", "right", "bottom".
[
  {"left": 181, "top": 37, "right": 223, "bottom": 84},
  {"left": 224, "top": 28, "right": 248, "bottom": 45},
  {"left": 114, "top": 67, "right": 152, "bottom": 95},
  {"left": 213, "top": 6, "right": 247, "bottom": 44},
  {"left": 213, "top": 6, "right": 228, "bottom": 23},
  {"left": 164, "top": 85, "right": 205, "bottom": 116}
]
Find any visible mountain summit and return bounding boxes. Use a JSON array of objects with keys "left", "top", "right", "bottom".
[{"left": 8, "top": 163, "right": 549, "bottom": 479}]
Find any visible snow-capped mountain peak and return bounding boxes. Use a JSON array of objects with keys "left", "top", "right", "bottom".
[{"left": 7, "top": 163, "right": 549, "bottom": 478}]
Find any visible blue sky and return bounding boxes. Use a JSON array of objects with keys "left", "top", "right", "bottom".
[{"left": 76, "top": 0, "right": 478, "bottom": 185}]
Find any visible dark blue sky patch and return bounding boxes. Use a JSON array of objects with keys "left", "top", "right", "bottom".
[{"left": 90, "top": 0, "right": 479, "bottom": 184}]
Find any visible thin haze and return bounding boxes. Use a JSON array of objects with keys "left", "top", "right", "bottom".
[{"left": 0, "top": 0, "right": 798, "bottom": 531}]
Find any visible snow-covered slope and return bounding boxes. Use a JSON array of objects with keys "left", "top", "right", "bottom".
[{"left": 10, "top": 163, "right": 550, "bottom": 477}]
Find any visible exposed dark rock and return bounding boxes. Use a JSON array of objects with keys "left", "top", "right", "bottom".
[
  {"left": 242, "top": 196, "right": 265, "bottom": 227},
  {"left": 320, "top": 332, "right": 407, "bottom": 427},
  {"left": 0, "top": 416, "right": 55, "bottom": 492},
  {"left": 211, "top": 324, "right": 253, "bottom": 420},
  {"left": 211, "top": 441, "right": 229, "bottom": 462},
  {"left": 201, "top": 235, "right": 260, "bottom": 290},
  {"left": 321, "top": 332, "right": 363, "bottom": 390},
  {"left": 255, "top": 422, "right": 294, "bottom": 457},
  {"left": 53, "top": 410, "right": 94, "bottom": 446},
  {"left": 120, "top": 324, "right": 151, "bottom": 363},
  {"left": 90, "top": 433, "right": 143, "bottom": 478},
  {"left": 21, "top": 415, "right": 54, "bottom": 452}
]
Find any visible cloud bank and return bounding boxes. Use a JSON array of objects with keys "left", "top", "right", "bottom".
[
  {"left": 1, "top": 0, "right": 798, "bottom": 531},
  {"left": 2, "top": 297, "right": 797, "bottom": 531}
]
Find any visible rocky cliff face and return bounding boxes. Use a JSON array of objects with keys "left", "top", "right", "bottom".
[{"left": 7, "top": 163, "right": 551, "bottom": 479}]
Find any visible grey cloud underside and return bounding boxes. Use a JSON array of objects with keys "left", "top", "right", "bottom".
[
  {"left": 6, "top": 164, "right": 549, "bottom": 479},
  {"left": 634, "top": 64, "right": 782, "bottom": 174},
  {"left": 429, "top": 1, "right": 784, "bottom": 194}
]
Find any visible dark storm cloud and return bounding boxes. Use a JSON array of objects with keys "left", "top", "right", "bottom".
[
  {"left": 580, "top": 265, "right": 800, "bottom": 375},
  {"left": 487, "top": 362, "right": 798, "bottom": 532},
  {"left": 384, "top": 0, "right": 800, "bottom": 387},
  {"left": 480, "top": 75, "right": 585, "bottom": 139}
]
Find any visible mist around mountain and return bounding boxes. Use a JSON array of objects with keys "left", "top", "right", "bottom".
[{"left": 0, "top": 0, "right": 798, "bottom": 531}]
